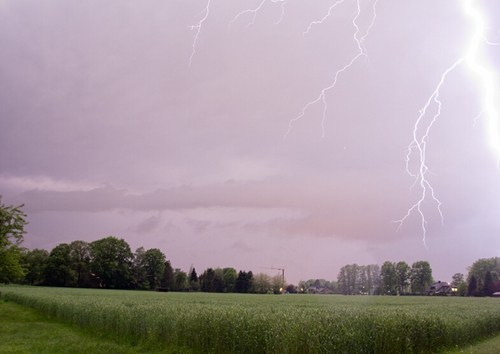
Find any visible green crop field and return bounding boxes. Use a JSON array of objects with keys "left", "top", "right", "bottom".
[{"left": 2, "top": 286, "right": 500, "bottom": 354}]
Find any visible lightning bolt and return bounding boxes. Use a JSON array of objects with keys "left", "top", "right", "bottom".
[
  {"left": 188, "top": 0, "right": 211, "bottom": 67},
  {"left": 395, "top": 0, "right": 500, "bottom": 247},
  {"left": 284, "top": 0, "right": 379, "bottom": 140},
  {"left": 228, "top": 0, "right": 286, "bottom": 31}
]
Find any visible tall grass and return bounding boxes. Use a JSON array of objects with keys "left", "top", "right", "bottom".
[{"left": 3, "top": 286, "right": 500, "bottom": 353}]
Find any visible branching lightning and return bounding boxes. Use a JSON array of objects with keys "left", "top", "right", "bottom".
[
  {"left": 395, "top": 0, "right": 500, "bottom": 246},
  {"left": 284, "top": 0, "right": 379, "bottom": 140},
  {"left": 188, "top": 0, "right": 211, "bottom": 67},
  {"left": 185, "top": 0, "right": 499, "bottom": 246},
  {"left": 228, "top": 0, "right": 286, "bottom": 31}
]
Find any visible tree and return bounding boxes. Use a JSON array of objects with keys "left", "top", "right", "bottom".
[
  {"left": 200, "top": 268, "right": 215, "bottom": 292},
  {"left": 451, "top": 273, "right": 464, "bottom": 286},
  {"left": 173, "top": 268, "right": 188, "bottom": 291},
  {"left": 188, "top": 266, "right": 199, "bottom": 291},
  {"left": 23, "top": 248, "right": 49, "bottom": 286},
  {"left": 467, "top": 274, "right": 477, "bottom": 296},
  {"left": 271, "top": 274, "right": 285, "bottom": 294},
  {"left": 395, "top": 261, "right": 410, "bottom": 295},
  {"left": 253, "top": 273, "right": 272, "bottom": 294},
  {"left": 89, "top": 236, "right": 134, "bottom": 289},
  {"left": 69, "top": 240, "right": 90, "bottom": 287},
  {"left": 44, "top": 243, "right": 77, "bottom": 287},
  {"left": 467, "top": 258, "right": 500, "bottom": 283},
  {"left": 161, "top": 260, "right": 175, "bottom": 290},
  {"left": 143, "top": 248, "right": 166, "bottom": 289},
  {"left": 483, "top": 270, "right": 494, "bottom": 297},
  {"left": 235, "top": 270, "right": 253, "bottom": 293},
  {"left": 222, "top": 267, "right": 237, "bottom": 292},
  {"left": 410, "top": 261, "right": 433, "bottom": 295},
  {"left": 132, "top": 247, "right": 149, "bottom": 289},
  {"left": 380, "top": 261, "right": 397, "bottom": 295},
  {"left": 0, "top": 197, "right": 28, "bottom": 283}
]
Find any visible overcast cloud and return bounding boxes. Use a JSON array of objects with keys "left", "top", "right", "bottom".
[{"left": 1, "top": 0, "right": 500, "bottom": 284}]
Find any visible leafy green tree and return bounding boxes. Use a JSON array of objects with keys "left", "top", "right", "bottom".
[
  {"left": 89, "top": 236, "right": 134, "bottom": 289},
  {"left": 271, "top": 274, "right": 285, "bottom": 294},
  {"left": 457, "top": 281, "right": 467, "bottom": 296},
  {"left": 222, "top": 267, "right": 237, "bottom": 292},
  {"left": 161, "top": 260, "right": 175, "bottom": 290},
  {"left": 0, "top": 197, "right": 28, "bottom": 283},
  {"left": 143, "top": 248, "right": 166, "bottom": 290},
  {"left": 483, "top": 270, "right": 494, "bottom": 297},
  {"left": 173, "top": 268, "right": 187, "bottom": 291},
  {"left": 380, "top": 261, "right": 397, "bottom": 295},
  {"left": 467, "top": 258, "right": 500, "bottom": 283},
  {"left": 467, "top": 274, "right": 477, "bottom": 296},
  {"left": 188, "top": 266, "right": 199, "bottom": 291},
  {"left": 253, "top": 273, "right": 272, "bottom": 294},
  {"left": 235, "top": 270, "right": 253, "bottom": 293},
  {"left": 212, "top": 271, "right": 224, "bottom": 293},
  {"left": 69, "top": 240, "right": 90, "bottom": 287},
  {"left": 395, "top": 261, "right": 410, "bottom": 295},
  {"left": 132, "top": 247, "right": 149, "bottom": 289},
  {"left": 23, "top": 248, "right": 49, "bottom": 286},
  {"left": 451, "top": 273, "right": 464, "bottom": 286},
  {"left": 410, "top": 261, "right": 433, "bottom": 295},
  {"left": 44, "top": 243, "right": 77, "bottom": 287},
  {"left": 200, "top": 268, "right": 215, "bottom": 292}
]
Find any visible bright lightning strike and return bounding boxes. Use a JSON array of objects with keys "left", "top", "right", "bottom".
[
  {"left": 395, "top": 0, "right": 500, "bottom": 247},
  {"left": 463, "top": 0, "right": 500, "bottom": 162},
  {"left": 188, "top": 0, "right": 211, "bottom": 67},
  {"left": 284, "top": 0, "right": 379, "bottom": 140}
]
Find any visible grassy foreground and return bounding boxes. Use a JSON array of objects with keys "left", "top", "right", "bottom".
[
  {"left": 3, "top": 286, "right": 500, "bottom": 353},
  {"left": 2, "top": 298, "right": 500, "bottom": 354},
  {"left": 0, "top": 299, "right": 193, "bottom": 354}
]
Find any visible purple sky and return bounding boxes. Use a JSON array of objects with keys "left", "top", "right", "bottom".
[{"left": 1, "top": 0, "right": 500, "bottom": 285}]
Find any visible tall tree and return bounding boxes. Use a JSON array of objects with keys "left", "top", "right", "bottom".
[
  {"left": 271, "top": 274, "right": 285, "bottom": 294},
  {"left": 69, "top": 240, "right": 90, "bottom": 287},
  {"left": 222, "top": 267, "right": 237, "bottom": 292},
  {"left": 253, "top": 273, "right": 272, "bottom": 294},
  {"left": 483, "top": 270, "right": 494, "bottom": 297},
  {"left": 0, "top": 197, "right": 28, "bottom": 283},
  {"left": 396, "top": 261, "right": 411, "bottom": 295},
  {"left": 410, "top": 261, "right": 433, "bottom": 295},
  {"left": 380, "top": 261, "right": 397, "bottom": 295},
  {"left": 451, "top": 273, "right": 464, "bottom": 286},
  {"left": 23, "top": 248, "right": 49, "bottom": 286},
  {"left": 89, "top": 236, "right": 134, "bottom": 289},
  {"left": 235, "top": 270, "right": 253, "bottom": 293},
  {"left": 467, "top": 258, "right": 500, "bottom": 283},
  {"left": 467, "top": 274, "right": 477, "bottom": 296},
  {"left": 133, "top": 247, "right": 149, "bottom": 289},
  {"left": 44, "top": 243, "right": 76, "bottom": 287},
  {"left": 143, "top": 248, "right": 166, "bottom": 290},
  {"left": 173, "top": 268, "right": 187, "bottom": 291},
  {"left": 161, "top": 260, "right": 175, "bottom": 290}
]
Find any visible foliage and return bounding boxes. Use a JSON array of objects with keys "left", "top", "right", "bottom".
[
  {"left": 380, "top": 261, "right": 397, "bottom": 295},
  {"left": 451, "top": 273, "right": 464, "bottom": 286},
  {"left": 235, "top": 270, "right": 253, "bottom": 293},
  {"left": 161, "top": 260, "right": 175, "bottom": 290},
  {"left": 22, "top": 248, "right": 49, "bottom": 286},
  {"left": 0, "top": 197, "right": 28, "bottom": 283},
  {"left": 410, "top": 261, "right": 433, "bottom": 294},
  {"left": 44, "top": 243, "right": 76, "bottom": 287},
  {"left": 4, "top": 287, "right": 500, "bottom": 354},
  {"left": 467, "top": 257, "right": 500, "bottom": 283},
  {"left": 467, "top": 275, "right": 477, "bottom": 297},
  {"left": 89, "top": 236, "right": 134, "bottom": 289}
]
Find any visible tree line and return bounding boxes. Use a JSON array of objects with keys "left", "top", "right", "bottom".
[
  {"left": 334, "top": 261, "right": 433, "bottom": 295},
  {"left": 2, "top": 198, "right": 500, "bottom": 296}
]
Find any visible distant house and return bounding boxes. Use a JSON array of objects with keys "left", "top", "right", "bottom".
[{"left": 427, "top": 281, "right": 456, "bottom": 296}]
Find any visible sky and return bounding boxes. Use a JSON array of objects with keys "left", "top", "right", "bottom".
[{"left": 1, "top": 0, "right": 500, "bottom": 285}]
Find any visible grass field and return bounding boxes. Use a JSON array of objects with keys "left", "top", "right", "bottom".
[{"left": 2, "top": 286, "right": 500, "bottom": 354}]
